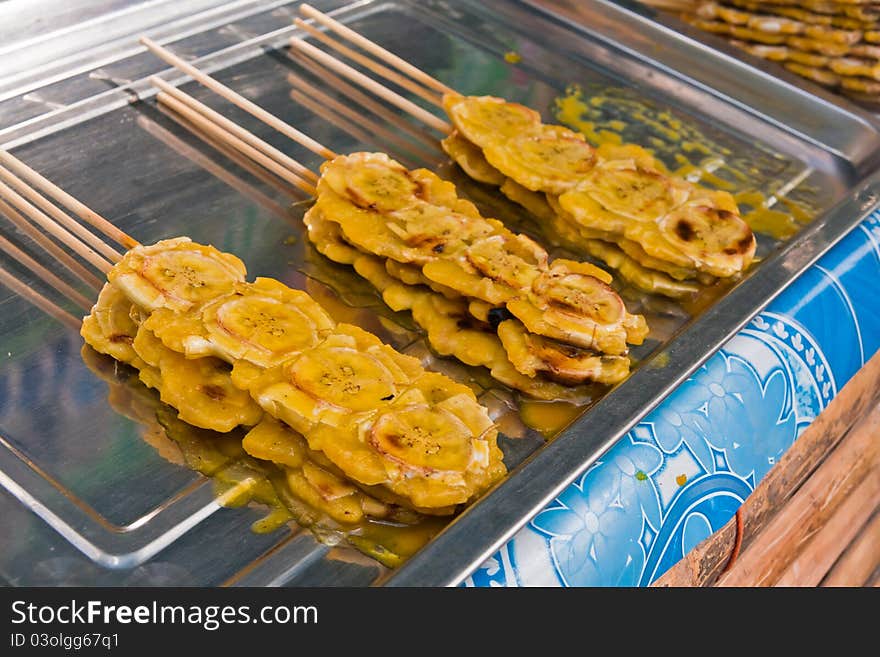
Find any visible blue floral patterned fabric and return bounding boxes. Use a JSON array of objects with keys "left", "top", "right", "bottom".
[{"left": 465, "top": 210, "right": 880, "bottom": 587}]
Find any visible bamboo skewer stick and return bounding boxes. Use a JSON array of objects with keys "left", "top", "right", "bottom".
[
  {"left": 287, "top": 71, "right": 439, "bottom": 166},
  {"left": 150, "top": 76, "right": 319, "bottom": 184},
  {"left": 290, "top": 52, "right": 443, "bottom": 155},
  {"left": 140, "top": 111, "right": 299, "bottom": 219},
  {"left": 0, "top": 179, "right": 113, "bottom": 274},
  {"left": 288, "top": 36, "right": 452, "bottom": 134},
  {"left": 0, "top": 165, "right": 123, "bottom": 263},
  {"left": 293, "top": 18, "right": 443, "bottom": 109},
  {"left": 298, "top": 4, "right": 455, "bottom": 96},
  {"left": 0, "top": 264, "right": 81, "bottom": 330},
  {"left": 156, "top": 92, "right": 317, "bottom": 196},
  {"left": 288, "top": 89, "right": 415, "bottom": 170},
  {"left": 0, "top": 198, "right": 103, "bottom": 289},
  {"left": 0, "top": 234, "right": 93, "bottom": 311},
  {"left": 0, "top": 150, "right": 138, "bottom": 251},
  {"left": 140, "top": 37, "right": 337, "bottom": 160}
]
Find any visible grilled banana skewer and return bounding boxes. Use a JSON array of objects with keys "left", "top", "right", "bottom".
[
  {"left": 303, "top": 151, "right": 648, "bottom": 392},
  {"left": 441, "top": 94, "right": 757, "bottom": 297},
  {"left": 81, "top": 237, "right": 506, "bottom": 513}
]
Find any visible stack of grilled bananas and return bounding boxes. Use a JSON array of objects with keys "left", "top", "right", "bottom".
[
  {"left": 440, "top": 94, "right": 757, "bottom": 299},
  {"left": 304, "top": 152, "right": 649, "bottom": 400},
  {"left": 681, "top": 1, "right": 880, "bottom": 105},
  {"left": 81, "top": 237, "right": 506, "bottom": 518}
]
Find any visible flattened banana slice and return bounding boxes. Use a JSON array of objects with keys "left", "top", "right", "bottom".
[
  {"left": 441, "top": 131, "right": 507, "bottom": 185},
  {"left": 199, "top": 278, "right": 334, "bottom": 366},
  {"left": 131, "top": 326, "right": 262, "bottom": 432},
  {"left": 384, "top": 258, "right": 461, "bottom": 299},
  {"left": 444, "top": 93, "right": 542, "bottom": 149},
  {"left": 81, "top": 283, "right": 142, "bottom": 365},
  {"left": 580, "top": 239, "right": 701, "bottom": 299},
  {"left": 303, "top": 206, "right": 361, "bottom": 265},
  {"left": 658, "top": 199, "right": 756, "bottom": 278},
  {"left": 579, "top": 158, "right": 691, "bottom": 223},
  {"left": 500, "top": 178, "right": 557, "bottom": 222},
  {"left": 483, "top": 125, "right": 597, "bottom": 194},
  {"left": 497, "top": 319, "right": 631, "bottom": 385},
  {"left": 242, "top": 415, "right": 309, "bottom": 468},
  {"left": 307, "top": 383, "right": 505, "bottom": 508},
  {"left": 147, "top": 277, "right": 335, "bottom": 367},
  {"left": 320, "top": 151, "right": 420, "bottom": 211},
  {"left": 109, "top": 237, "right": 246, "bottom": 313},
  {"left": 251, "top": 323, "right": 425, "bottom": 434},
  {"left": 246, "top": 417, "right": 456, "bottom": 516},
  {"left": 418, "top": 230, "right": 550, "bottom": 307},
  {"left": 508, "top": 259, "right": 647, "bottom": 355}
]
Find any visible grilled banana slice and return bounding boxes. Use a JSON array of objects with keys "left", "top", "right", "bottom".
[
  {"left": 444, "top": 93, "right": 542, "bottom": 148},
  {"left": 145, "top": 277, "right": 335, "bottom": 368},
  {"left": 245, "top": 416, "right": 456, "bottom": 517},
  {"left": 108, "top": 237, "right": 246, "bottom": 313},
  {"left": 580, "top": 239, "right": 701, "bottom": 298},
  {"left": 131, "top": 326, "right": 262, "bottom": 432},
  {"left": 81, "top": 283, "right": 142, "bottom": 366},
  {"left": 306, "top": 382, "right": 506, "bottom": 508},
  {"left": 497, "top": 319, "right": 631, "bottom": 385},
  {"left": 441, "top": 131, "right": 507, "bottom": 185},
  {"left": 509, "top": 259, "right": 648, "bottom": 355},
  {"left": 483, "top": 125, "right": 597, "bottom": 194},
  {"left": 320, "top": 150, "right": 420, "bottom": 212},
  {"left": 246, "top": 323, "right": 425, "bottom": 434},
  {"left": 658, "top": 198, "right": 757, "bottom": 279}
]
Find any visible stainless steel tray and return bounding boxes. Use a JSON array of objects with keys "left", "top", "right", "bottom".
[{"left": 1, "top": 0, "right": 879, "bottom": 587}]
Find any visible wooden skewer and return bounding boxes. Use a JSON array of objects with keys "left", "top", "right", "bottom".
[
  {"left": 287, "top": 71, "right": 440, "bottom": 166},
  {"left": 289, "top": 89, "right": 416, "bottom": 170},
  {"left": 0, "top": 263, "right": 81, "bottom": 330},
  {"left": 298, "top": 4, "right": 455, "bottom": 96},
  {"left": 0, "top": 198, "right": 103, "bottom": 289},
  {"left": 293, "top": 18, "right": 443, "bottom": 109},
  {"left": 139, "top": 111, "right": 299, "bottom": 219},
  {"left": 150, "top": 76, "right": 319, "bottom": 184},
  {"left": 140, "top": 36, "right": 337, "bottom": 160},
  {"left": 0, "top": 150, "right": 138, "bottom": 250},
  {"left": 0, "top": 165, "right": 122, "bottom": 263},
  {"left": 290, "top": 51, "right": 444, "bottom": 156},
  {"left": 0, "top": 179, "right": 113, "bottom": 274},
  {"left": 0, "top": 234, "right": 93, "bottom": 311},
  {"left": 157, "top": 92, "right": 318, "bottom": 196},
  {"left": 289, "top": 36, "right": 452, "bottom": 134}
]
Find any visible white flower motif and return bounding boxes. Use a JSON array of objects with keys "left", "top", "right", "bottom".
[
  {"left": 791, "top": 333, "right": 803, "bottom": 351},
  {"left": 805, "top": 348, "right": 815, "bottom": 366},
  {"left": 773, "top": 322, "right": 789, "bottom": 339},
  {"left": 480, "top": 556, "right": 500, "bottom": 577}
]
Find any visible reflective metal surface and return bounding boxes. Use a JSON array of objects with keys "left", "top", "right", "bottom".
[{"left": 0, "top": 0, "right": 878, "bottom": 587}]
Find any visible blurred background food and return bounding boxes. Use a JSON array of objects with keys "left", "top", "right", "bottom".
[{"left": 641, "top": 0, "right": 880, "bottom": 107}]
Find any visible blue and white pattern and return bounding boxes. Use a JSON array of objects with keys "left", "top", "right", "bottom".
[{"left": 464, "top": 210, "right": 880, "bottom": 587}]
